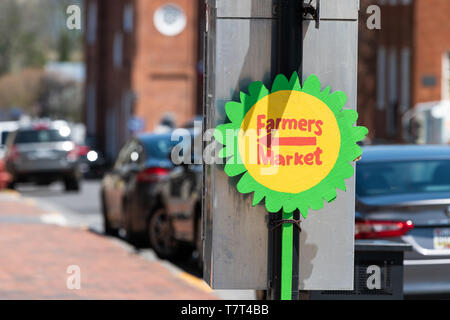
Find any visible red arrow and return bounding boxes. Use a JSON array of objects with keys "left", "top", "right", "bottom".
[{"left": 259, "top": 133, "right": 317, "bottom": 147}]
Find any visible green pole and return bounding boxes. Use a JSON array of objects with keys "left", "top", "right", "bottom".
[{"left": 280, "top": 210, "right": 294, "bottom": 300}]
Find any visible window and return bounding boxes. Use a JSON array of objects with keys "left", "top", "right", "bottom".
[
  {"left": 443, "top": 52, "right": 450, "bottom": 101},
  {"left": 377, "top": 47, "right": 386, "bottom": 110},
  {"left": 113, "top": 33, "right": 123, "bottom": 69},
  {"left": 387, "top": 48, "right": 398, "bottom": 135},
  {"left": 1, "top": 132, "right": 11, "bottom": 146},
  {"left": 106, "top": 108, "right": 118, "bottom": 160},
  {"left": 400, "top": 48, "right": 411, "bottom": 113},
  {"left": 14, "top": 130, "right": 70, "bottom": 144},
  {"left": 356, "top": 160, "right": 450, "bottom": 197},
  {"left": 87, "top": 1, "right": 98, "bottom": 45},
  {"left": 123, "top": 4, "right": 134, "bottom": 33},
  {"left": 86, "top": 84, "right": 96, "bottom": 135},
  {"left": 142, "top": 135, "right": 178, "bottom": 160}
]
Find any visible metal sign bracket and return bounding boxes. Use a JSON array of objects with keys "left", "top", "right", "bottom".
[{"left": 303, "top": 0, "right": 320, "bottom": 28}]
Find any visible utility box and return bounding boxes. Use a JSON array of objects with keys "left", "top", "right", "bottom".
[{"left": 203, "top": 0, "right": 360, "bottom": 290}]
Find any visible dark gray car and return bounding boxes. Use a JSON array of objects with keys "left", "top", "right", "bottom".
[
  {"left": 356, "top": 145, "right": 450, "bottom": 298},
  {"left": 4, "top": 125, "right": 81, "bottom": 191}
]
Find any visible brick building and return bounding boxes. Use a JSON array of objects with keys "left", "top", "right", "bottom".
[
  {"left": 84, "top": 0, "right": 203, "bottom": 160},
  {"left": 358, "top": 0, "right": 450, "bottom": 144},
  {"left": 85, "top": 0, "right": 450, "bottom": 158}
]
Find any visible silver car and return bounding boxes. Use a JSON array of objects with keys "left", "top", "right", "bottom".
[
  {"left": 4, "top": 124, "right": 81, "bottom": 191},
  {"left": 356, "top": 145, "right": 450, "bottom": 298}
]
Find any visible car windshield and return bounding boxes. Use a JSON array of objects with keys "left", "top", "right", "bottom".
[
  {"left": 142, "top": 135, "right": 178, "bottom": 159},
  {"left": 356, "top": 160, "right": 450, "bottom": 197},
  {"left": 14, "top": 129, "right": 70, "bottom": 144},
  {"left": 1, "top": 131, "right": 10, "bottom": 145}
]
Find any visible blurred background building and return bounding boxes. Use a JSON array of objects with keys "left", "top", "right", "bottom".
[
  {"left": 84, "top": 0, "right": 205, "bottom": 160},
  {"left": 0, "top": 0, "right": 83, "bottom": 122},
  {"left": 1, "top": 0, "right": 447, "bottom": 162},
  {"left": 359, "top": 0, "right": 450, "bottom": 145}
]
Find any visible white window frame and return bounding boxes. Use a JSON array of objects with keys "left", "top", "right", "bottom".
[{"left": 442, "top": 52, "right": 450, "bottom": 101}]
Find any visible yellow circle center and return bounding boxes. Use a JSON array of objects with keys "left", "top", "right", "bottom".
[{"left": 238, "top": 90, "right": 341, "bottom": 194}]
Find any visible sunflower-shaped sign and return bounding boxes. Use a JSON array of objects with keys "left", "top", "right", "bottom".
[{"left": 214, "top": 72, "right": 368, "bottom": 218}]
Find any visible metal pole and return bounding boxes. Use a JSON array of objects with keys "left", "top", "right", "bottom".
[
  {"left": 277, "top": 0, "right": 302, "bottom": 76},
  {"left": 269, "top": 0, "right": 303, "bottom": 301},
  {"left": 269, "top": 212, "right": 282, "bottom": 300}
]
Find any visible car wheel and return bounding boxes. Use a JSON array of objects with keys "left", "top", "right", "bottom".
[
  {"left": 102, "top": 193, "right": 118, "bottom": 236},
  {"left": 148, "top": 208, "right": 178, "bottom": 259},
  {"left": 64, "top": 177, "right": 80, "bottom": 192},
  {"left": 123, "top": 201, "right": 145, "bottom": 248},
  {"left": 6, "top": 180, "right": 16, "bottom": 190}
]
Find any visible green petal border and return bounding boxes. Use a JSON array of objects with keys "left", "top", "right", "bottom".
[{"left": 214, "top": 72, "right": 368, "bottom": 218}]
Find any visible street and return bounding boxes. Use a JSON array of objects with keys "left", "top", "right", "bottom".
[
  {"left": 17, "top": 180, "right": 103, "bottom": 231},
  {"left": 0, "top": 180, "right": 255, "bottom": 300},
  {"left": 0, "top": 0, "right": 449, "bottom": 304}
]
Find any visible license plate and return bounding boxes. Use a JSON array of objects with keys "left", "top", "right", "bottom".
[
  {"left": 433, "top": 228, "right": 450, "bottom": 250},
  {"left": 30, "top": 150, "right": 55, "bottom": 160}
]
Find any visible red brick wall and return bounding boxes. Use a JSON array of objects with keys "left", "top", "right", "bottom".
[
  {"left": 84, "top": 0, "right": 200, "bottom": 159},
  {"left": 133, "top": 0, "right": 199, "bottom": 131},
  {"left": 413, "top": 0, "right": 450, "bottom": 105},
  {"left": 358, "top": 0, "right": 378, "bottom": 142},
  {"left": 358, "top": 1, "right": 414, "bottom": 143}
]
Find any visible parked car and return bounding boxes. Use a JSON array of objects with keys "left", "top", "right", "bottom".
[
  {"left": 4, "top": 123, "right": 82, "bottom": 191},
  {"left": 78, "top": 140, "right": 107, "bottom": 179},
  {"left": 100, "top": 130, "right": 203, "bottom": 262},
  {"left": 356, "top": 145, "right": 450, "bottom": 298}
]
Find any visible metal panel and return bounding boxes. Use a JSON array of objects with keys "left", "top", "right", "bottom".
[
  {"left": 203, "top": 1, "right": 276, "bottom": 289},
  {"left": 215, "top": 0, "right": 359, "bottom": 20},
  {"left": 299, "top": 17, "right": 359, "bottom": 290},
  {"left": 305, "top": 0, "right": 359, "bottom": 20},
  {"left": 204, "top": 0, "right": 360, "bottom": 290},
  {"left": 215, "top": 0, "right": 276, "bottom": 19}
]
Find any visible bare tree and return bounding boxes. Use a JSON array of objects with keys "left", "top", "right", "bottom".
[{"left": 0, "top": 0, "right": 83, "bottom": 76}]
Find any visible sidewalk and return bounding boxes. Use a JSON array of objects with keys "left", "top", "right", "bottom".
[{"left": 0, "top": 191, "right": 216, "bottom": 300}]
